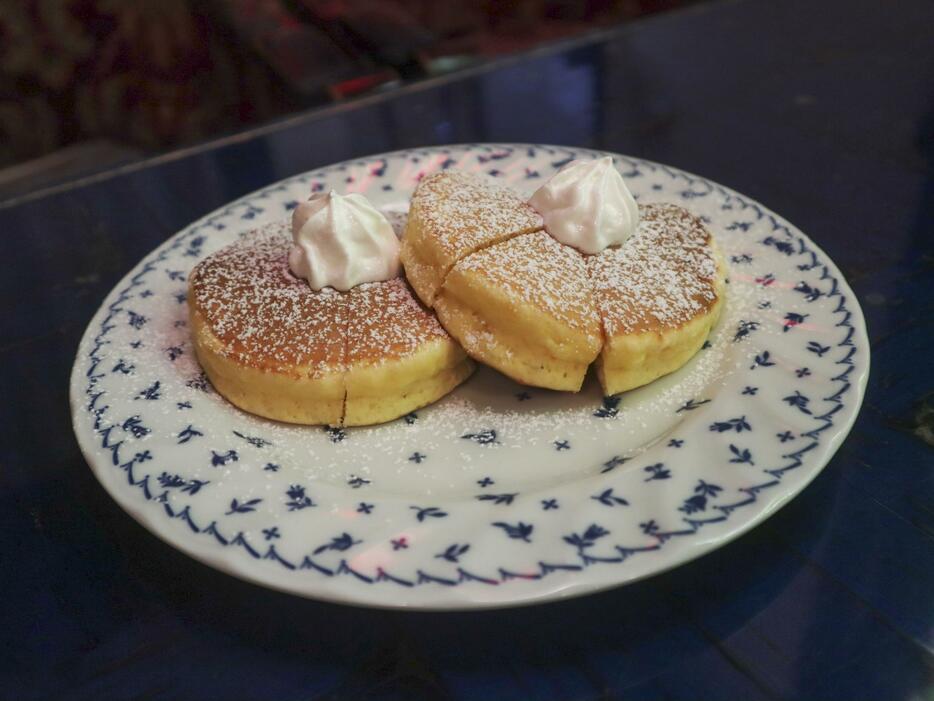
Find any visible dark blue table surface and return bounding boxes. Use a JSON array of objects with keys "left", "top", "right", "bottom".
[{"left": 3, "top": 0, "right": 933, "bottom": 698}]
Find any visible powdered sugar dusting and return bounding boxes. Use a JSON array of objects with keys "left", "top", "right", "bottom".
[
  {"left": 588, "top": 203, "right": 721, "bottom": 336},
  {"left": 347, "top": 277, "right": 449, "bottom": 364},
  {"left": 457, "top": 231, "right": 600, "bottom": 334},
  {"left": 410, "top": 170, "right": 543, "bottom": 260},
  {"left": 190, "top": 220, "right": 455, "bottom": 374},
  {"left": 190, "top": 220, "right": 346, "bottom": 374}
]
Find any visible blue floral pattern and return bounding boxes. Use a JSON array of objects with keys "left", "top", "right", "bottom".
[{"left": 70, "top": 144, "right": 867, "bottom": 609}]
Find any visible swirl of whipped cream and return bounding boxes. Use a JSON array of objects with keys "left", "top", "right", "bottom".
[
  {"left": 528, "top": 157, "right": 639, "bottom": 255},
  {"left": 289, "top": 191, "right": 400, "bottom": 291}
]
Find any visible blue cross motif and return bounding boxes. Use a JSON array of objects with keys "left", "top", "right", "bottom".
[
  {"left": 477, "top": 477, "right": 494, "bottom": 488},
  {"left": 262, "top": 527, "right": 280, "bottom": 541},
  {"left": 542, "top": 499, "right": 559, "bottom": 511},
  {"left": 408, "top": 452, "right": 427, "bottom": 464},
  {"left": 554, "top": 440, "right": 571, "bottom": 451},
  {"left": 742, "top": 386, "right": 758, "bottom": 396},
  {"left": 391, "top": 537, "right": 408, "bottom": 550},
  {"left": 347, "top": 475, "right": 371, "bottom": 489},
  {"left": 777, "top": 431, "right": 795, "bottom": 443},
  {"left": 357, "top": 502, "right": 373, "bottom": 514},
  {"left": 140, "top": 289, "right": 153, "bottom": 298},
  {"left": 796, "top": 367, "right": 811, "bottom": 378},
  {"left": 263, "top": 462, "right": 279, "bottom": 472},
  {"left": 130, "top": 340, "right": 143, "bottom": 349},
  {"left": 176, "top": 401, "right": 192, "bottom": 410},
  {"left": 667, "top": 439, "right": 684, "bottom": 448},
  {"left": 758, "top": 300, "right": 772, "bottom": 309}
]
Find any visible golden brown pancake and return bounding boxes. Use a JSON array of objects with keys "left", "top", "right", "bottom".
[
  {"left": 587, "top": 203, "right": 726, "bottom": 395},
  {"left": 435, "top": 231, "right": 602, "bottom": 391},
  {"left": 189, "top": 220, "right": 473, "bottom": 426},
  {"left": 401, "top": 170, "right": 542, "bottom": 306},
  {"left": 399, "top": 169, "right": 726, "bottom": 395}
]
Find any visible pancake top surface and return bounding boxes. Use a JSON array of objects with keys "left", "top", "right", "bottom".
[
  {"left": 411, "top": 170, "right": 542, "bottom": 259},
  {"left": 587, "top": 203, "right": 721, "bottom": 336},
  {"left": 456, "top": 230, "right": 600, "bottom": 334},
  {"left": 190, "top": 221, "right": 346, "bottom": 373},
  {"left": 346, "top": 277, "right": 450, "bottom": 365},
  {"left": 190, "top": 221, "right": 450, "bottom": 373}
]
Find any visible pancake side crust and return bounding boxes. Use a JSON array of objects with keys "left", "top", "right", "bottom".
[
  {"left": 436, "top": 231, "right": 602, "bottom": 391},
  {"left": 343, "top": 278, "right": 473, "bottom": 425},
  {"left": 190, "top": 306, "right": 346, "bottom": 424},
  {"left": 589, "top": 203, "right": 726, "bottom": 395}
]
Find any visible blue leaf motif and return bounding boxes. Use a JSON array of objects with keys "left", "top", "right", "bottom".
[
  {"left": 563, "top": 524, "right": 610, "bottom": 549},
  {"left": 313, "top": 532, "right": 360, "bottom": 555},
  {"left": 121, "top": 415, "right": 150, "bottom": 438},
  {"left": 751, "top": 351, "right": 776, "bottom": 369},
  {"left": 783, "top": 312, "right": 809, "bottom": 332},
  {"left": 807, "top": 341, "right": 831, "bottom": 357},
  {"left": 233, "top": 430, "right": 272, "bottom": 448},
  {"left": 677, "top": 398, "right": 711, "bottom": 413},
  {"left": 643, "top": 463, "right": 671, "bottom": 481},
  {"left": 127, "top": 311, "right": 147, "bottom": 329},
  {"left": 324, "top": 426, "right": 346, "bottom": 443},
  {"left": 591, "top": 488, "right": 629, "bottom": 507},
  {"left": 601, "top": 455, "right": 629, "bottom": 473},
  {"left": 226, "top": 497, "right": 262, "bottom": 515},
  {"left": 461, "top": 429, "right": 499, "bottom": 445},
  {"left": 436, "top": 544, "right": 470, "bottom": 563},
  {"left": 186, "top": 373, "right": 211, "bottom": 392},
  {"left": 492, "top": 521, "right": 533, "bottom": 543},
  {"left": 285, "top": 484, "right": 315, "bottom": 511},
  {"left": 783, "top": 390, "right": 812, "bottom": 414},
  {"left": 210, "top": 449, "right": 238, "bottom": 466},
  {"left": 135, "top": 381, "right": 161, "bottom": 400},
  {"left": 475, "top": 493, "right": 517, "bottom": 506},
  {"left": 728, "top": 444, "right": 755, "bottom": 465},
  {"left": 762, "top": 236, "right": 794, "bottom": 255},
  {"left": 594, "top": 395, "right": 621, "bottom": 418},
  {"left": 733, "top": 320, "right": 759, "bottom": 342},
  {"left": 177, "top": 424, "right": 203, "bottom": 444},
  {"left": 411, "top": 506, "right": 447, "bottom": 522},
  {"left": 709, "top": 416, "right": 752, "bottom": 433}
]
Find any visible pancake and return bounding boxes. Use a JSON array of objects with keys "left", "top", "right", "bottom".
[
  {"left": 399, "top": 168, "right": 725, "bottom": 395},
  {"left": 435, "top": 231, "right": 602, "bottom": 391},
  {"left": 587, "top": 203, "right": 726, "bottom": 395},
  {"left": 189, "top": 220, "right": 473, "bottom": 426},
  {"left": 401, "top": 170, "right": 543, "bottom": 306},
  {"left": 344, "top": 278, "right": 474, "bottom": 425}
]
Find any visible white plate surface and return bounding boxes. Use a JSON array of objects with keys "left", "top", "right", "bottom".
[{"left": 71, "top": 144, "right": 868, "bottom": 609}]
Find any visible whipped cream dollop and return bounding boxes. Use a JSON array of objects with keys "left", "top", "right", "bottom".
[
  {"left": 289, "top": 191, "right": 400, "bottom": 291},
  {"left": 528, "top": 157, "right": 639, "bottom": 255}
]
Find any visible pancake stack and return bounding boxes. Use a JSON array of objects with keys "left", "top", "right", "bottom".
[
  {"left": 401, "top": 170, "right": 726, "bottom": 394},
  {"left": 189, "top": 221, "right": 473, "bottom": 426}
]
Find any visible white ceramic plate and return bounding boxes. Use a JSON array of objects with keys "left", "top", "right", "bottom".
[{"left": 70, "top": 144, "right": 868, "bottom": 610}]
